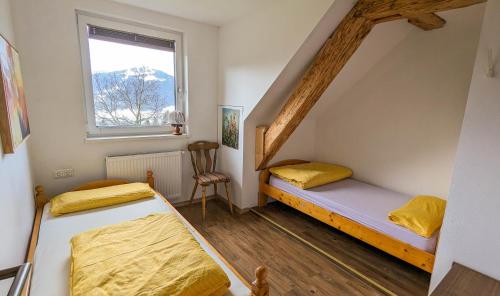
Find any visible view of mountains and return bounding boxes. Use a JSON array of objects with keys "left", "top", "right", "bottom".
[{"left": 92, "top": 68, "right": 176, "bottom": 109}]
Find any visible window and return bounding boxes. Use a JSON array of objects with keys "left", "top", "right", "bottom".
[{"left": 77, "top": 13, "right": 184, "bottom": 137}]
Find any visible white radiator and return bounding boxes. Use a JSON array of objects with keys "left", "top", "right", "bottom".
[{"left": 106, "top": 151, "right": 182, "bottom": 199}]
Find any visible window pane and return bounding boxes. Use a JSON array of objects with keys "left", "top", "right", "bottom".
[{"left": 88, "top": 37, "right": 176, "bottom": 128}]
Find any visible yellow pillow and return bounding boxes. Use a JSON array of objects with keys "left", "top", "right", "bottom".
[
  {"left": 388, "top": 195, "right": 447, "bottom": 238},
  {"left": 51, "top": 183, "right": 155, "bottom": 216},
  {"left": 269, "top": 162, "right": 353, "bottom": 189}
]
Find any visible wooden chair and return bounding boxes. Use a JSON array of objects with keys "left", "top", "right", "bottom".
[{"left": 188, "top": 141, "right": 233, "bottom": 219}]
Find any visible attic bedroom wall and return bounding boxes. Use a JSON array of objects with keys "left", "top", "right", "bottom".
[
  {"left": 10, "top": 0, "right": 219, "bottom": 201},
  {"left": 218, "top": 0, "right": 336, "bottom": 208},
  {"left": 314, "top": 4, "right": 485, "bottom": 198},
  {"left": 0, "top": 0, "right": 35, "bottom": 282}
]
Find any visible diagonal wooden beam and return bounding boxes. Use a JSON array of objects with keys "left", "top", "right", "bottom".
[
  {"left": 405, "top": 13, "right": 446, "bottom": 31},
  {"left": 255, "top": 0, "right": 487, "bottom": 170},
  {"left": 371, "top": 12, "right": 446, "bottom": 31},
  {"left": 256, "top": 3, "right": 374, "bottom": 170},
  {"left": 360, "top": 0, "right": 487, "bottom": 21}
]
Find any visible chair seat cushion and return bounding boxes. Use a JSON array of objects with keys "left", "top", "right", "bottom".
[{"left": 195, "top": 172, "right": 230, "bottom": 185}]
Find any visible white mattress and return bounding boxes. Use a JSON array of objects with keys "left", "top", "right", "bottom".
[
  {"left": 269, "top": 176, "right": 438, "bottom": 253},
  {"left": 30, "top": 196, "right": 249, "bottom": 296}
]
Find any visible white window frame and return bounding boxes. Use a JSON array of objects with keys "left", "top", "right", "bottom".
[{"left": 77, "top": 12, "right": 185, "bottom": 138}]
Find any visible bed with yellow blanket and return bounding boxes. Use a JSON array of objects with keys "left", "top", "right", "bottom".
[
  {"left": 27, "top": 172, "right": 267, "bottom": 296},
  {"left": 259, "top": 160, "right": 439, "bottom": 273}
]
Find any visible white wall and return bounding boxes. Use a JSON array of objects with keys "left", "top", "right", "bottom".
[
  {"left": 11, "top": 0, "right": 219, "bottom": 202},
  {"left": 315, "top": 5, "right": 484, "bottom": 198},
  {"left": 218, "top": 0, "right": 336, "bottom": 112},
  {"left": 0, "top": 0, "right": 35, "bottom": 286},
  {"left": 430, "top": 0, "right": 500, "bottom": 291},
  {"left": 218, "top": 0, "right": 338, "bottom": 208}
]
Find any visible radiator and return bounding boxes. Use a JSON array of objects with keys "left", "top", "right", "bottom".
[{"left": 105, "top": 151, "right": 182, "bottom": 199}]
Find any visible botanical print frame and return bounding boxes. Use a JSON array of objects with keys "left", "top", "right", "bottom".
[
  {"left": 0, "top": 34, "right": 30, "bottom": 154},
  {"left": 218, "top": 105, "right": 242, "bottom": 150}
]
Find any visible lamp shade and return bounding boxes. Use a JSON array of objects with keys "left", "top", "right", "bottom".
[{"left": 168, "top": 111, "right": 185, "bottom": 125}]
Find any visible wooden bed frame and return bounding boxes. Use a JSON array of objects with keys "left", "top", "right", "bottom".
[
  {"left": 22, "top": 171, "right": 269, "bottom": 296},
  {"left": 258, "top": 159, "right": 435, "bottom": 273}
]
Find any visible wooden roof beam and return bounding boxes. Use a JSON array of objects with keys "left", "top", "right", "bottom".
[
  {"left": 405, "top": 13, "right": 446, "bottom": 31},
  {"left": 373, "top": 12, "right": 446, "bottom": 31},
  {"left": 255, "top": 0, "right": 487, "bottom": 170},
  {"left": 359, "top": 0, "right": 487, "bottom": 20},
  {"left": 256, "top": 3, "right": 375, "bottom": 170}
]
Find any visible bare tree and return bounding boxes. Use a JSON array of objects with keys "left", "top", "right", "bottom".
[{"left": 92, "top": 66, "right": 168, "bottom": 127}]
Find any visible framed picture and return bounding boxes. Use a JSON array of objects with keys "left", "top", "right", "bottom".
[
  {"left": 0, "top": 34, "right": 30, "bottom": 154},
  {"left": 218, "top": 105, "right": 242, "bottom": 150}
]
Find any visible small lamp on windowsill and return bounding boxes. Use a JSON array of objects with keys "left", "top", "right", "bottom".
[{"left": 168, "top": 111, "right": 185, "bottom": 136}]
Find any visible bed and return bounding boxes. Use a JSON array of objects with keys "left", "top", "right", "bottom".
[
  {"left": 258, "top": 159, "right": 436, "bottom": 273},
  {"left": 20, "top": 171, "right": 269, "bottom": 296}
]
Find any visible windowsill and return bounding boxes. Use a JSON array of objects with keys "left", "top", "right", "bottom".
[{"left": 85, "top": 133, "right": 190, "bottom": 143}]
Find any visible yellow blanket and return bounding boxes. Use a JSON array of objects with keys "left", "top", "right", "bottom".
[{"left": 70, "top": 213, "right": 230, "bottom": 296}]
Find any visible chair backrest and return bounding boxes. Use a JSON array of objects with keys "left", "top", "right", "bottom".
[{"left": 187, "top": 141, "right": 219, "bottom": 176}]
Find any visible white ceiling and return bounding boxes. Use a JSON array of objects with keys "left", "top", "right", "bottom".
[{"left": 111, "top": 0, "right": 271, "bottom": 26}]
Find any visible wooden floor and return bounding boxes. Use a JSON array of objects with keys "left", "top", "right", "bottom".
[{"left": 177, "top": 199, "right": 430, "bottom": 296}]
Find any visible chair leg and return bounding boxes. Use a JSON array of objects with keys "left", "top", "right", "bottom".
[
  {"left": 224, "top": 182, "right": 234, "bottom": 215},
  {"left": 190, "top": 182, "right": 198, "bottom": 204},
  {"left": 201, "top": 186, "right": 207, "bottom": 221},
  {"left": 213, "top": 183, "right": 218, "bottom": 197}
]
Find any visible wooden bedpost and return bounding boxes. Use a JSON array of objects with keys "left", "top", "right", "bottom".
[
  {"left": 258, "top": 193, "right": 268, "bottom": 208},
  {"left": 258, "top": 169, "right": 271, "bottom": 207},
  {"left": 251, "top": 266, "right": 269, "bottom": 296},
  {"left": 34, "top": 185, "right": 49, "bottom": 208},
  {"left": 255, "top": 126, "right": 268, "bottom": 170},
  {"left": 147, "top": 170, "right": 155, "bottom": 190},
  {"left": 258, "top": 160, "right": 310, "bottom": 208},
  {"left": 24, "top": 185, "right": 51, "bottom": 296}
]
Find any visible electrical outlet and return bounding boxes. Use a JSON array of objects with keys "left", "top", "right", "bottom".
[{"left": 53, "top": 168, "right": 74, "bottom": 179}]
